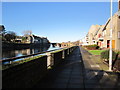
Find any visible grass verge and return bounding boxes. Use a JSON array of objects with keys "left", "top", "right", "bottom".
[{"left": 88, "top": 50, "right": 105, "bottom": 55}]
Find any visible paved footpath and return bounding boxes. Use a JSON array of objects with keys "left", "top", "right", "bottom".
[
  {"left": 34, "top": 46, "right": 85, "bottom": 88},
  {"left": 33, "top": 46, "right": 120, "bottom": 89},
  {"left": 80, "top": 47, "right": 120, "bottom": 89}
]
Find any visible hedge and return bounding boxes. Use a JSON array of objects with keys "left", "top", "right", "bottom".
[
  {"left": 101, "top": 50, "right": 118, "bottom": 61},
  {"left": 84, "top": 44, "right": 99, "bottom": 50}
]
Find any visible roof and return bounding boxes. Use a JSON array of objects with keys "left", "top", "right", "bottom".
[
  {"left": 102, "top": 18, "right": 110, "bottom": 31},
  {"left": 94, "top": 27, "right": 101, "bottom": 36},
  {"left": 102, "top": 11, "right": 120, "bottom": 31}
]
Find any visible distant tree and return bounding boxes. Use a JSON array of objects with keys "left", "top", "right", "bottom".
[
  {"left": 0, "top": 25, "right": 6, "bottom": 41},
  {"left": 21, "top": 36, "right": 28, "bottom": 43},
  {"left": 22, "top": 30, "right": 32, "bottom": 37},
  {"left": 0, "top": 25, "right": 6, "bottom": 35},
  {"left": 4, "top": 31, "right": 17, "bottom": 42},
  {"left": 22, "top": 37, "right": 27, "bottom": 41}
]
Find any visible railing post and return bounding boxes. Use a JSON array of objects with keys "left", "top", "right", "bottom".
[
  {"left": 9, "top": 61, "right": 12, "bottom": 64},
  {"left": 67, "top": 48, "right": 69, "bottom": 55},
  {"left": 46, "top": 52, "right": 54, "bottom": 68},
  {"left": 62, "top": 50, "right": 65, "bottom": 59}
]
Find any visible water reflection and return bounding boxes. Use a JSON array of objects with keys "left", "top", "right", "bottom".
[
  {"left": 2, "top": 44, "right": 60, "bottom": 60},
  {"left": 47, "top": 44, "right": 60, "bottom": 51}
]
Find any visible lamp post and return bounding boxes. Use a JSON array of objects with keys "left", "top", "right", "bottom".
[
  {"left": 109, "top": 0, "right": 113, "bottom": 71},
  {"left": 118, "top": 0, "right": 120, "bottom": 10}
]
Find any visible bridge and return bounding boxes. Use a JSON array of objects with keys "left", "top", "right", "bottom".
[{"left": 51, "top": 40, "right": 80, "bottom": 48}]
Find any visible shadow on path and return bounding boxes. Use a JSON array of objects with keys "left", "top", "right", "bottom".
[
  {"left": 33, "top": 46, "right": 120, "bottom": 89},
  {"left": 33, "top": 46, "right": 85, "bottom": 88}
]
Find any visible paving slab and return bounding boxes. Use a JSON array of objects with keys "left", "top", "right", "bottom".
[
  {"left": 33, "top": 46, "right": 84, "bottom": 88},
  {"left": 80, "top": 46, "right": 120, "bottom": 89},
  {"left": 33, "top": 46, "right": 120, "bottom": 89}
]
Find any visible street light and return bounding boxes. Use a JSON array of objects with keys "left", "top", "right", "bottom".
[{"left": 109, "top": 0, "right": 113, "bottom": 71}]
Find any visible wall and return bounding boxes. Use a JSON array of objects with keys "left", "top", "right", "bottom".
[
  {"left": 2, "top": 56, "right": 47, "bottom": 88},
  {"left": 2, "top": 46, "right": 77, "bottom": 88},
  {"left": 116, "top": 13, "right": 120, "bottom": 50},
  {"left": 102, "top": 13, "right": 120, "bottom": 50},
  {"left": 88, "top": 25, "right": 101, "bottom": 45}
]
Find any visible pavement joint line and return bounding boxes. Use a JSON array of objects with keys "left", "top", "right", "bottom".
[
  {"left": 66, "top": 53, "right": 77, "bottom": 88},
  {"left": 103, "top": 72, "right": 108, "bottom": 76},
  {"left": 32, "top": 46, "right": 120, "bottom": 88},
  {"left": 94, "top": 72, "right": 98, "bottom": 75},
  {"left": 79, "top": 47, "right": 86, "bottom": 88},
  {"left": 91, "top": 65, "right": 100, "bottom": 67}
]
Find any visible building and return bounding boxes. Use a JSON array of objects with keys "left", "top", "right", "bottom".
[
  {"left": 42, "top": 37, "right": 49, "bottom": 44},
  {"left": 27, "top": 34, "right": 49, "bottom": 44},
  {"left": 15, "top": 36, "right": 23, "bottom": 43},
  {"left": 102, "top": 13, "right": 120, "bottom": 50},
  {"left": 101, "top": 1, "right": 120, "bottom": 50},
  {"left": 15, "top": 34, "right": 50, "bottom": 44},
  {"left": 87, "top": 25, "right": 102, "bottom": 45},
  {"left": 82, "top": 0, "right": 120, "bottom": 50},
  {"left": 94, "top": 25, "right": 105, "bottom": 48},
  {"left": 80, "top": 36, "right": 89, "bottom": 46}
]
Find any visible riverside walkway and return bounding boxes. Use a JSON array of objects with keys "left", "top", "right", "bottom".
[
  {"left": 34, "top": 46, "right": 120, "bottom": 89},
  {"left": 34, "top": 46, "right": 85, "bottom": 88}
]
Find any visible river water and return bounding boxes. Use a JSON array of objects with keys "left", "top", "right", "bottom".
[{"left": 2, "top": 44, "right": 61, "bottom": 60}]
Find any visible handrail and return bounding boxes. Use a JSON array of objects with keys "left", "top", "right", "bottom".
[{"left": 1, "top": 48, "right": 64, "bottom": 63}]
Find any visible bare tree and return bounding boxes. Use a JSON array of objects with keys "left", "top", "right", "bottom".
[{"left": 22, "top": 30, "right": 32, "bottom": 37}]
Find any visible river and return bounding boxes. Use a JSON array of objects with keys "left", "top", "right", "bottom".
[{"left": 2, "top": 44, "right": 61, "bottom": 60}]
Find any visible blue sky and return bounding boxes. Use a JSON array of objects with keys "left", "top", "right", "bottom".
[{"left": 2, "top": 2, "right": 118, "bottom": 43}]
